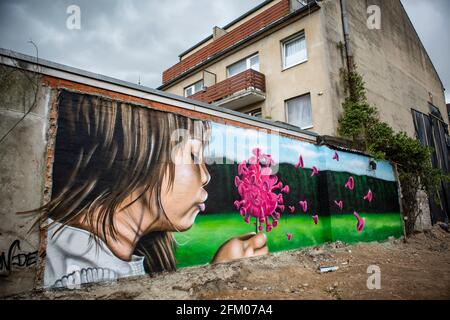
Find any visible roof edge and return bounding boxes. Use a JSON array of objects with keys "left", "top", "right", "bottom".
[
  {"left": 178, "top": 0, "right": 275, "bottom": 59},
  {"left": 399, "top": 0, "right": 445, "bottom": 90}
]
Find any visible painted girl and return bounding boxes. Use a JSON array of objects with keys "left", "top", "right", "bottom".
[{"left": 32, "top": 91, "right": 267, "bottom": 288}]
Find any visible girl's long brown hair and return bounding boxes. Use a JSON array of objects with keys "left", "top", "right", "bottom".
[{"left": 32, "top": 90, "right": 210, "bottom": 274}]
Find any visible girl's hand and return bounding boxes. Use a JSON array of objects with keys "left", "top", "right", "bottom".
[{"left": 211, "top": 232, "right": 269, "bottom": 264}]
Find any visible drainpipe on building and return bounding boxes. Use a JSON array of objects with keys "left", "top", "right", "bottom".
[{"left": 340, "top": 0, "right": 354, "bottom": 73}]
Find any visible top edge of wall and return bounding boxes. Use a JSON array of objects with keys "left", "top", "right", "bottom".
[{"left": 0, "top": 48, "right": 319, "bottom": 143}]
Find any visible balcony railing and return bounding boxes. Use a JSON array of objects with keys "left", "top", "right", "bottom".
[{"left": 190, "top": 69, "right": 266, "bottom": 105}]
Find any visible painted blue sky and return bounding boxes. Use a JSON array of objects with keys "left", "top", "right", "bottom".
[{"left": 207, "top": 123, "right": 396, "bottom": 182}]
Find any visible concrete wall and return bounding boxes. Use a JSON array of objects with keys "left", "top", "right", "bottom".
[
  {"left": 322, "top": 0, "right": 447, "bottom": 137},
  {"left": 0, "top": 65, "right": 52, "bottom": 296},
  {"left": 415, "top": 190, "right": 432, "bottom": 232},
  {"left": 165, "top": 9, "right": 338, "bottom": 136},
  {"left": 0, "top": 58, "right": 406, "bottom": 295}
]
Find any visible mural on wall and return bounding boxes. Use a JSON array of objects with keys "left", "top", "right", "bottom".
[
  {"left": 34, "top": 90, "right": 403, "bottom": 288},
  {"left": 183, "top": 123, "right": 403, "bottom": 268}
]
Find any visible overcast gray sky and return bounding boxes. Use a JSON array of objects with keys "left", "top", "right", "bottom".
[{"left": 0, "top": 0, "right": 448, "bottom": 102}]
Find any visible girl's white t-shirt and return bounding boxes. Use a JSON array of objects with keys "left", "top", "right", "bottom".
[{"left": 44, "top": 219, "right": 146, "bottom": 288}]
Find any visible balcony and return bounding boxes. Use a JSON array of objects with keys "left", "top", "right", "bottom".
[{"left": 190, "top": 69, "right": 266, "bottom": 110}]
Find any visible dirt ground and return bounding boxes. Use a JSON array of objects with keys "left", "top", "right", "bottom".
[{"left": 6, "top": 225, "right": 450, "bottom": 300}]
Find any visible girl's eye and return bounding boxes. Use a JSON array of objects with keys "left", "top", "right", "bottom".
[
  {"left": 191, "top": 150, "right": 202, "bottom": 164},
  {"left": 190, "top": 140, "right": 202, "bottom": 164}
]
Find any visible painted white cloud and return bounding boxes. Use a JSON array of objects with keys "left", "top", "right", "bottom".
[{"left": 209, "top": 123, "right": 396, "bottom": 182}]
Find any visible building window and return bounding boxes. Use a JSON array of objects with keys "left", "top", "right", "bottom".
[
  {"left": 184, "top": 80, "right": 204, "bottom": 97},
  {"left": 282, "top": 32, "right": 307, "bottom": 70},
  {"left": 227, "top": 54, "right": 259, "bottom": 78},
  {"left": 285, "top": 94, "right": 312, "bottom": 129}
]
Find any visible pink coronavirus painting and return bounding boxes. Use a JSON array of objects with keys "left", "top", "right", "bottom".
[{"left": 234, "top": 148, "right": 290, "bottom": 233}]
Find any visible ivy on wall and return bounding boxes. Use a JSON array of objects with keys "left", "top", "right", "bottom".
[{"left": 337, "top": 65, "right": 448, "bottom": 235}]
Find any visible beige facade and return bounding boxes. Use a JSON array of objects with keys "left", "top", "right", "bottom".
[
  {"left": 162, "top": 0, "right": 447, "bottom": 138},
  {"left": 323, "top": 0, "right": 447, "bottom": 137},
  {"left": 164, "top": 7, "right": 339, "bottom": 136}
]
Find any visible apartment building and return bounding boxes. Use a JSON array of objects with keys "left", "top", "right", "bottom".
[{"left": 159, "top": 0, "right": 447, "bottom": 139}]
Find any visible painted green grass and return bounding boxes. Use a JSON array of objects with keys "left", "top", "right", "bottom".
[{"left": 174, "top": 212, "right": 403, "bottom": 268}]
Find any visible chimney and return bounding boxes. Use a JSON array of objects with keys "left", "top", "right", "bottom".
[
  {"left": 213, "top": 26, "right": 227, "bottom": 40},
  {"left": 290, "top": 0, "right": 308, "bottom": 12}
]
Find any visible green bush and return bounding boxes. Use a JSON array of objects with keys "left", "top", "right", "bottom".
[{"left": 337, "top": 66, "right": 448, "bottom": 235}]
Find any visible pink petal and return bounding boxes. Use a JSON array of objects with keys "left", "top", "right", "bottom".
[
  {"left": 288, "top": 206, "right": 295, "bottom": 213},
  {"left": 363, "top": 190, "right": 373, "bottom": 202},
  {"left": 353, "top": 211, "right": 365, "bottom": 233},
  {"left": 295, "top": 155, "right": 304, "bottom": 169},
  {"left": 281, "top": 185, "right": 290, "bottom": 194},
  {"left": 357, "top": 219, "right": 365, "bottom": 233},
  {"left": 311, "top": 166, "right": 319, "bottom": 177},
  {"left": 312, "top": 215, "right": 319, "bottom": 225},
  {"left": 333, "top": 152, "right": 340, "bottom": 161},
  {"left": 334, "top": 200, "right": 343, "bottom": 210},
  {"left": 299, "top": 201, "right": 308, "bottom": 213},
  {"left": 286, "top": 233, "right": 293, "bottom": 241},
  {"left": 345, "top": 177, "right": 355, "bottom": 190}
]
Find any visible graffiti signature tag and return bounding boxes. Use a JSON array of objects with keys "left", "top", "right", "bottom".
[{"left": 0, "top": 240, "right": 38, "bottom": 275}]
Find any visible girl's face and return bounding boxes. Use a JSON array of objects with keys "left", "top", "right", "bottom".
[{"left": 160, "top": 138, "right": 210, "bottom": 232}]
